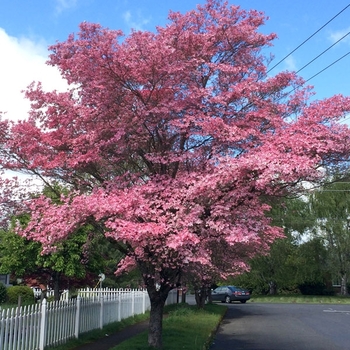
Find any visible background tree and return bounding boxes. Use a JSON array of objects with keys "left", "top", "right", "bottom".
[
  {"left": 0, "top": 216, "right": 108, "bottom": 300},
  {"left": 247, "top": 238, "right": 297, "bottom": 294},
  {"left": 265, "top": 196, "right": 318, "bottom": 293},
  {"left": 1, "top": 1, "right": 350, "bottom": 347},
  {"left": 232, "top": 196, "right": 334, "bottom": 295},
  {"left": 231, "top": 197, "right": 311, "bottom": 294},
  {"left": 309, "top": 180, "right": 350, "bottom": 295},
  {"left": 293, "top": 237, "right": 332, "bottom": 295},
  {"left": 0, "top": 185, "right": 112, "bottom": 300},
  {"left": 0, "top": 214, "right": 40, "bottom": 279}
]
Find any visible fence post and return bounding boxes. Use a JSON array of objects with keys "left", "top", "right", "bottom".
[
  {"left": 131, "top": 290, "right": 135, "bottom": 316},
  {"left": 142, "top": 291, "right": 146, "bottom": 313},
  {"left": 118, "top": 292, "right": 121, "bottom": 322},
  {"left": 39, "top": 299, "right": 47, "bottom": 350},
  {"left": 99, "top": 295, "right": 104, "bottom": 329},
  {"left": 75, "top": 296, "right": 81, "bottom": 339}
]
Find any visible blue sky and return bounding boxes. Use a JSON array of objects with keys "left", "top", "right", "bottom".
[{"left": 0, "top": 0, "right": 350, "bottom": 121}]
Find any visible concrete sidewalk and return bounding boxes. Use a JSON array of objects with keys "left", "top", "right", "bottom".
[{"left": 73, "top": 319, "right": 149, "bottom": 350}]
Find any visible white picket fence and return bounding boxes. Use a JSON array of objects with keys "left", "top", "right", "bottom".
[
  {"left": 0, "top": 288, "right": 177, "bottom": 350},
  {"left": 31, "top": 287, "right": 69, "bottom": 301}
]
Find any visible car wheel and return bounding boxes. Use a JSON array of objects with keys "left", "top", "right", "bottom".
[
  {"left": 225, "top": 296, "right": 231, "bottom": 303},
  {"left": 240, "top": 300, "right": 246, "bottom": 303}
]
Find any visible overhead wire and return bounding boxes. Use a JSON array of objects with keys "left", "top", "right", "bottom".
[
  {"left": 284, "top": 50, "right": 350, "bottom": 96},
  {"left": 266, "top": 3, "right": 350, "bottom": 74},
  {"left": 258, "top": 7, "right": 350, "bottom": 229},
  {"left": 295, "top": 30, "right": 350, "bottom": 75},
  {"left": 263, "top": 3, "right": 350, "bottom": 104},
  {"left": 303, "top": 51, "right": 350, "bottom": 84}
]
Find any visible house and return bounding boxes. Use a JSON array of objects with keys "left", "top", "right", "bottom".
[{"left": 0, "top": 274, "right": 10, "bottom": 286}]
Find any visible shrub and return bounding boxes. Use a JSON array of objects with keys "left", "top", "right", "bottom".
[
  {"left": 278, "top": 286, "right": 301, "bottom": 295},
  {"left": 0, "top": 282, "right": 7, "bottom": 303},
  {"left": 298, "top": 281, "right": 334, "bottom": 296},
  {"left": 7, "top": 286, "right": 35, "bottom": 304}
]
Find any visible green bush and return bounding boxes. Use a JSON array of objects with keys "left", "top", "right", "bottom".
[
  {"left": 298, "top": 281, "right": 334, "bottom": 296},
  {"left": 0, "top": 282, "right": 8, "bottom": 303},
  {"left": 7, "top": 285, "right": 35, "bottom": 304}
]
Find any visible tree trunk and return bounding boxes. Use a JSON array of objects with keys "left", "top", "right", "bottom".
[
  {"left": 269, "top": 281, "right": 277, "bottom": 295},
  {"left": 340, "top": 273, "right": 348, "bottom": 296},
  {"left": 148, "top": 297, "right": 166, "bottom": 348},
  {"left": 194, "top": 286, "right": 207, "bottom": 309},
  {"left": 40, "top": 288, "right": 47, "bottom": 301},
  {"left": 207, "top": 287, "right": 213, "bottom": 304},
  {"left": 53, "top": 273, "right": 61, "bottom": 301},
  {"left": 147, "top": 285, "right": 170, "bottom": 349}
]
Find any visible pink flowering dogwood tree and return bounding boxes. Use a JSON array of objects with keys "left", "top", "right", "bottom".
[{"left": 1, "top": 1, "right": 350, "bottom": 347}]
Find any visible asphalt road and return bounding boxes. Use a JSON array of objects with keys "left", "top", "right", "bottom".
[{"left": 209, "top": 302, "right": 350, "bottom": 350}]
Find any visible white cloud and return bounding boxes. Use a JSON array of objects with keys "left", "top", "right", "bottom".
[
  {"left": 284, "top": 55, "right": 297, "bottom": 71},
  {"left": 122, "top": 10, "right": 151, "bottom": 31},
  {"left": 329, "top": 27, "right": 350, "bottom": 45},
  {"left": 55, "top": 0, "right": 78, "bottom": 14},
  {"left": 123, "top": 11, "right": 132, "bottom": 24},
  {"left": 0, "top": 28, "right": 67, "bottom": 122}
]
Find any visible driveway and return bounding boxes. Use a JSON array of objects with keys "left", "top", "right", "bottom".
[{"left": 210, "top": 302, "right": 350, "bottom": 350}]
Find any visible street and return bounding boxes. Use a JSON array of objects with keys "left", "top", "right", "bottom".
[{"left": 209, "top": 302, "right": 350, "bottom": 350}]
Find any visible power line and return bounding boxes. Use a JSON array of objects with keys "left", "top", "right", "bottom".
[
  {"left": 295, "top": 30, "right": 350, "bottom": 75},
  {"left": 283, "top": 51, "right": 350, "bottom": 96},
  {"left": 341, "top": 113, "right": 350, "bottom": 123},
  {"left": 303, "top": 51, "right": 350, "bottom": 84},
  {"left": 267, "top": 3, "right": 350, "bottom": 73}
]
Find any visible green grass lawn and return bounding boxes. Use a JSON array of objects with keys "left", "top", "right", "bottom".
[
  {"left": 250, "top": 294, "right": 350, "bottom": 304},
  {"left": 46, "top": 303, "right": 226, "bottom": 350},
  {"left": 110, "top": 303, "right": 226, "bottom": 350}
]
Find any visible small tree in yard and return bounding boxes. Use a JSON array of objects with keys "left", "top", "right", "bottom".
[
  {"left": 1, "top": 1, "right": 350, "bottom": 348},
  {"left": 0, "top": 215, "right": 107, "bottom": 300},
  {"left": 0, "top": 185, "right": 110, "bottom": 301}
]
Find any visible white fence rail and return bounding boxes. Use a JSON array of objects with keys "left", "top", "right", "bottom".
[
  {"left": 0, "top": 288, "right": 177, "bottom": 350},
  {"left": 31, "top": 288, "right": 69, "bottom": 301}
]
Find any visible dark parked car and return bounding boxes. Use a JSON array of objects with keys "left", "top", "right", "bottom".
[{"left": 211, "top": 285, "right": 250, "bottom": 303}]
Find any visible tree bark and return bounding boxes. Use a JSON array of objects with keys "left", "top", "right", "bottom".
[
  {"left": 340, "top": 273, "right": 348, "bottom": 296},
  {"left": 194, "top": 286, "right": 208, "bottom": 309},
  {"left": 269, "top": 281, "right": 277, "bottom": 295},
  {"left": 148, "top": 297, "right": 166, "bottom": 348},
  {"left": 207, "top": 287, "right": 213, "bottom": 304},
  {"left": 53, "top": 272, "right": 61, "bottom": 301},
  {"left": 147, "top": 285, "right": 171, "bottom": 349}
]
